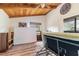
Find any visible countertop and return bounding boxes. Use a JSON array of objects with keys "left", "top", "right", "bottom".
[{"left": 43, "top": 32, "right": 79, "bottom": 41}]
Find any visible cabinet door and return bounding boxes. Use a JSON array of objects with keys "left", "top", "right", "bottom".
[
  {"left": 0, "top": 34, "right": 1, "bottom": 51},
  {"left": 0, "top": 33, "right": 8, "bottom": 52},
  {"left": 59, "top": 41, "right": 79, "bottom": 56},
  {"left": 46, "top": 37, "right": 58, "bottom": 54}
]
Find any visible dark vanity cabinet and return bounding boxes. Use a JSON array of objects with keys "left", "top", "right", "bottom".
[
  {"left": 44, "top": 35, "right": 79, "bottom": 56},
  {"left": 46, "top": 37, "right": 58, "bottom": 54},
  {"left": 58, "top": 41, "right": 79, "bottom": 56}
]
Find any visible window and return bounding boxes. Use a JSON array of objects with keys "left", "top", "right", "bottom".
[
  {"left": 76, "top": 17, "right": 79, "bottom": 32},
  {"left": 64, "top": 16, "right": 79, "bottom": 33},
  {"left": 64, "top": 18, "right": 75, "bottom": 32}
]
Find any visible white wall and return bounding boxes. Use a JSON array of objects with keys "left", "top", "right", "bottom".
[
  {"left": 10, "top": 16, "right": 46, "bottom": 45},
  {"left": 10, "top": 19, "right": 37, "bottom": 45},
  {"left": 10, "top": 16, "right": 46, "bottom": 32},
  {"left": 14, "top": 27, "right": 37, "bottom": 45},
  {"left": 46, "top": 3, "right": 79, "bottom": 32},
  {"left": 0, "top": 9, "right": 9, "bottom": 33}
]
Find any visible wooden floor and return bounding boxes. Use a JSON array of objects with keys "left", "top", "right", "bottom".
[{"left": 0, "top": 42, "right": 37, "bottom": 56}]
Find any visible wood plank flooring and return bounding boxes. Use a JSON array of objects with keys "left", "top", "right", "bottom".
[
  {"left": 0, "top": 42, "right": 37, "bottom": 56},
  {"left": 0, "top": 41, "right": 56, "bottom": 56}
]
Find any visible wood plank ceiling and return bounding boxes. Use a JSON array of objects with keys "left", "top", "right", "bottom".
[{"left": 0, "top": 3, "right": 60, "bottom": 18}]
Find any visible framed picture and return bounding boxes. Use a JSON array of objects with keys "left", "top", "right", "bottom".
[{"left": 18, "top": 22, "right": 27, "bottom": 27}]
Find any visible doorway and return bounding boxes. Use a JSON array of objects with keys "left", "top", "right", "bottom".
[{"left": 30, "top": 22, "right": 42, "bottom": 41}]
